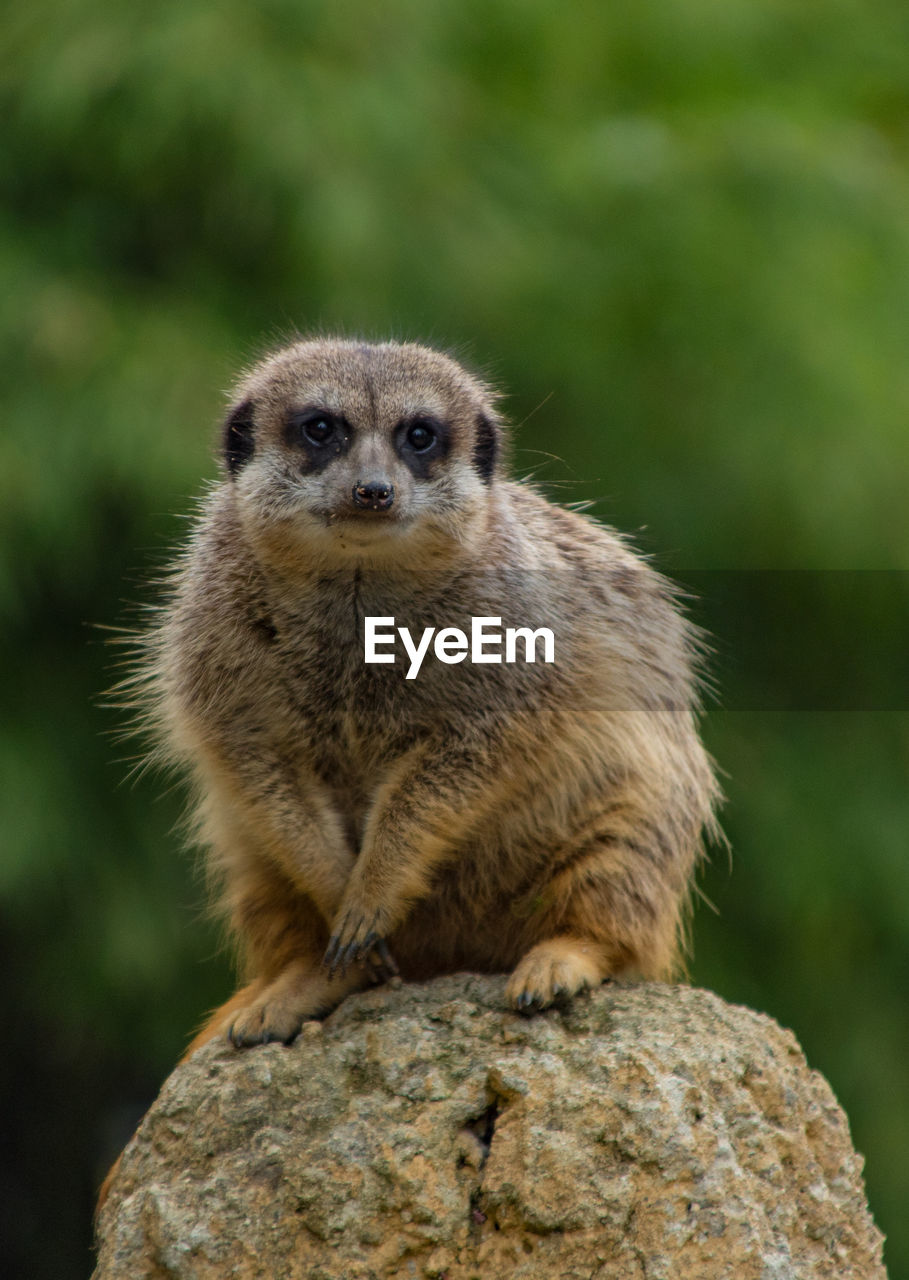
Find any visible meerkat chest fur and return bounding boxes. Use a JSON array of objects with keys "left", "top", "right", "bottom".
[{"left": 173, "top": 488, "right": 572, "bottom": 782}]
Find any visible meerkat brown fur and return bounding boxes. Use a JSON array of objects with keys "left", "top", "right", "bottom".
[{"left": 128, "top": 337, "right": 719, "bottom": 1051}]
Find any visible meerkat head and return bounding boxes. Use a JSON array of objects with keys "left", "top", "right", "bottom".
[{"left": 219, "top": 338, "right": 504, "bottom": 570}]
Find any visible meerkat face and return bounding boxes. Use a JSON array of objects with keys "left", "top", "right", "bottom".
[{"left": 220, "top": 339, "right": 503, "bottom": 568}]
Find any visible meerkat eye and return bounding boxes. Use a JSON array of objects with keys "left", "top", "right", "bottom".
[
  {"left": 285, "top": 410, "right": 345, "bottom": 451},
  {"left": 303, "top": 416, "right": 336, "bottom": 445},
  {"left": 396, "top": 415, "right": 449, "bottom": 473},
  {"left": 405, "top": 420, "right": 436, "bottom": 452}
]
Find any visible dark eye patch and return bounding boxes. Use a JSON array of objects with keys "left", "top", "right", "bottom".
[
  {"left": 223, "top": 399, "right": 256, "bottom": 476},
  {"left": 284, "top": 407, "right": 350, "bottom": 472},
  {"left": 395, "top": 415, "right": 450, "bottom": 478}
]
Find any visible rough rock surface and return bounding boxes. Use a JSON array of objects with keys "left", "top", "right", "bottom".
[{"left": 94, "top": 976, "right": 886, "bottom": 1279}]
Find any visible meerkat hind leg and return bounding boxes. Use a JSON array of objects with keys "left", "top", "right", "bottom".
[
  {"left": 506, "top": 936, "right": 610, "bottom": 1011},
  {"left": 227, "top": 959, "right": 371, "bottom": 1047}
]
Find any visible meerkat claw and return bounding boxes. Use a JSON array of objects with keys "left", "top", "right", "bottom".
[
  {"left": 340, "top": 934, "right": 367, "bottom": 972},
  {"left": 375, "top": 939, "right": 399, "bottom": 977},
  {"left": 322, "top": 934, "right": 344, "bottom": 976},
  {"left": 324, "top": 916, "right": 390, "bottom": 977}
]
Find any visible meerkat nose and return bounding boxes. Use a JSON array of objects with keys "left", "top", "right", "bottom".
[{"left": 352, "top": 480, "right": 395, "bottom": 511}]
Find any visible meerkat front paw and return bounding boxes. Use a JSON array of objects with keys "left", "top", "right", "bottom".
[
  {"left": 323, "top": 904, "right": 398, "bottom": 978},
  {"left": 506, "top": 937, "right": 608, "bottom": 1012}
]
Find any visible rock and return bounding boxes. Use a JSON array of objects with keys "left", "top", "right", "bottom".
[{"left": 93, "top": 976, "right": 886, "bottom": 1279}]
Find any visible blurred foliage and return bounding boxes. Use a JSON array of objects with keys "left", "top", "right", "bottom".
[{"left": 2, "top": 2, "right": 908, "bottom": 1276}]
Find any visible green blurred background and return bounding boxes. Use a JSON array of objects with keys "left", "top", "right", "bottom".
[{"left": 3, "top": 2, "right": 908, "bottom": 1276}]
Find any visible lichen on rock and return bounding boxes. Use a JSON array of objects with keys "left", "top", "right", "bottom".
[{"left": 93, "top": 976, "right": 886, "bottom": 1279}]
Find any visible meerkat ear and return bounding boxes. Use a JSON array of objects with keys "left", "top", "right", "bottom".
[
  {"left": 473, "top": 412, "right": 500, "bottom": 483},
  {"left": 223, "top": 399, "right": 256, "bottom": 476}
]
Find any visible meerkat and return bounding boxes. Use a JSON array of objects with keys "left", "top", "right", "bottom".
[{"left": 122, "top": 337, "right": 720, "bottom": 1053}]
